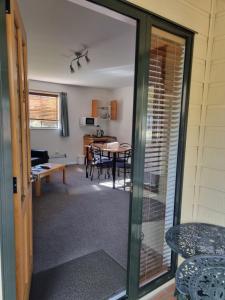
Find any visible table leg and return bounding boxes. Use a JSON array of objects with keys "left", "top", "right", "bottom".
[
  {"left": 177, "top": 294, "right": 189, "bottom": 300},
  {"left": 35, "top": 179, "right": 41, "bottom": 197},
  {"left": 112, "top": 152, "right": 116, "bottom": 189},
  {"left": 46, "top": 175, "right": 50, "bottom": 183},
  {"left": 63, "top": 167, "right": 66, "bottom": 184},
  {"left": 176, "top": 290, "right": 189, "bottom": 300}
]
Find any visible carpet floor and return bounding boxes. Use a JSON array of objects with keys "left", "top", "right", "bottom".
[
  {"left": 31, "top": 165, "right": 129, "bottom": 299},
  {"left": 30, "top": 250, "right": 126, "bottom": 300}
]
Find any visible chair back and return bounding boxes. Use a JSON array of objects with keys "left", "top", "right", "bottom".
[
  {"left": 118, "top": 143, "right": 132, "bottom": 161},
  {"left": 89, "top": 144, "right": 102, "bottom": 163}
]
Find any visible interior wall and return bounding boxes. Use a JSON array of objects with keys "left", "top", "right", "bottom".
[
  {"left": 194, "top": 0, "right": 225, "bottom": 226},
  {"left": 127, "top": 0, "right": 212, "bottom": 223},
  {"left": 108, "top": 86, "right": 134, "bottom": 144},
  {"left": 29, "top": 80, "right": 113, "bottom": 164}
]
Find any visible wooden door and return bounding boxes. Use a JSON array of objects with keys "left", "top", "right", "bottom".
[{"left": 6, "top": 0, "right": 33, "bottom": 299}]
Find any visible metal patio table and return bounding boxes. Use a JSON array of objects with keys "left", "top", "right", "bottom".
[
  {"left": 165, "top": 223, "right": 225, "bottom": 299},
  {"left": 165, "top": 222, "right": 225, "bottom": 259}
]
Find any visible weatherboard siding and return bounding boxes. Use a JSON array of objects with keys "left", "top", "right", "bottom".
[
  {"left": 196, "top": 1, "right": 225, "bottom": 226},
  {"left": 127, "top": 0, "right": 212, "bottom": 223}
]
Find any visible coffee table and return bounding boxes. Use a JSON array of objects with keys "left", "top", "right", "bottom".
[{"left": 32, "top": 163, "right": 66, "bottom": 197}]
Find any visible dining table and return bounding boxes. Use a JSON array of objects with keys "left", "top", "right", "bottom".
[{"left": 85, "top": 143, "right": 131, "bottom": 189}]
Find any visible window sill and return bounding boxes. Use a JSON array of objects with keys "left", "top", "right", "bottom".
[{"left": 30, "top": 127, "right": 60, "bottom": 130}]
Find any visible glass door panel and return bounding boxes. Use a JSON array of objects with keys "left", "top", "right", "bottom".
[{"left": 139, "top": 27, "right": 186, "bottom": 287}]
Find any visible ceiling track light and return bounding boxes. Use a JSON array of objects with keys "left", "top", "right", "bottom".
[
  {"left": 70, "top": 64, "right": 75, "bottom": 73},
  {"left": 77, "top": 60, "right": 81, "bottom": 68},
  {"left": 69, "top": 47, "right": 90, "bottom": 73},
  {"left": 85, "top": 55, "right": 90, "bottom": 63}
]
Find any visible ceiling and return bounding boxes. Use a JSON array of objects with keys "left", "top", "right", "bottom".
[{"left": 18, "top": 0, "right": 137, "bottom": 88}]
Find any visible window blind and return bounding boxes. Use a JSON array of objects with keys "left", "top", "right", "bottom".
[
  {"left": 139, "top": 27, "right": 185, "bottom": 286},
  {"left": 29, "top": 92, "right": 59, "bottom": 128}
]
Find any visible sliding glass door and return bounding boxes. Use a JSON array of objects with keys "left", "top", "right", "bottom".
[{"left": 139, "top": 27, "right": 186, "bottom": 286}]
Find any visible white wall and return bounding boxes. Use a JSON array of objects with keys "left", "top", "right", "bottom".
[
  {"left": 29, "top": 80, "right": 113, "bottom": 164},
  {"left": 108, "top": 86, "right": 133, "bottom": 144}
]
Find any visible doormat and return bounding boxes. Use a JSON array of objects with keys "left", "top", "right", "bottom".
[{"left": 29, "top": 250, "right": 126, "bottom": 300}]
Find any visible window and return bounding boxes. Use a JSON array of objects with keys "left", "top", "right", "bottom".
[{"left": 29, "top": 92, "right": 60, "bottom": 129}]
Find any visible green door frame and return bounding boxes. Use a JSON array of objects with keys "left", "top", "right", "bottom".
[
  {"left": 0, "top": 1, "right": 17, "bottom": 300},
  {"left": 0, "top": 0, "right": 194, "bottom": 299}
]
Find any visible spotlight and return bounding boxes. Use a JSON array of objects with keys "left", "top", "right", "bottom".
[
  {"left": 70, "top": 64, "right": 75, "bottom": 73},
  {"left": 69, "top": 47, "right": 90, "bottom": 73},
  {"left": 75, "top": 51, "right": 81, "bottom": 57},
  {"left": 85, "top": 55, "right": 90, "bottom": 63},
  {"left": 77, "top": 60, "right": 81, "bottom": 68}
]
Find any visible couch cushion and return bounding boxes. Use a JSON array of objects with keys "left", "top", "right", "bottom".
[{"left": 31, "top": 157, "right": 41, "bottom": 167}]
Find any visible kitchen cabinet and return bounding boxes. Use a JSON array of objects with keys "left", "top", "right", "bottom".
[{"left": 91, "top": 99, "right": 118, "bottom": 120}]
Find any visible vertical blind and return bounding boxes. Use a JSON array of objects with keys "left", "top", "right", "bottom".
[
  {"left": 139, "top": 27, "right": 186, "bottom": 286},
  {"left": 29, "top": 92, "right": 59, "bottom": 128}
]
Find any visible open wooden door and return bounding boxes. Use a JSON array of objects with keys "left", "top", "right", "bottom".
[{"left": 6, "top": 0, "right": 33, "bottom": 299}]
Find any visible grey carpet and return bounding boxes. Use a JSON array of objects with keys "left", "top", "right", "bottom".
[
  {"left": 32, "top": 166, "right": 130, "bottom": 273},
  {"left": 29, "top": 250, "right": 126, "bottom": 300}
]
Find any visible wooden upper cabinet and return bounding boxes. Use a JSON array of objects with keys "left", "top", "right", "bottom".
[
  {"left": 110, "top": 100, "right": 117, "bottom": 120},
  {"left": 91, "top": 99, "right": 117, "bottom": 120},
  {"left": 91, "top": 99, "right": 98, "bottom": 117}
]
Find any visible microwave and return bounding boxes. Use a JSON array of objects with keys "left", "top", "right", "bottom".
[{"left": 79, "top": 116, "right": 99, "bottom": 126}]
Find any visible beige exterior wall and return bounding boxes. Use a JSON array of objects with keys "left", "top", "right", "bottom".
[
  {"left": 126, "top": 2, "right": 225, "bottom": 297},
  {"left": 128, "top": 1, "right": 225, "bottom": 227},
  {"left": 194, "top": 0, "right": 225, "bottom": 226},
  {"left": 127, "top": 0, "right": 213, "bottom": 223},
  {"left": 127, "top": 1, "right": 225, "bottom": 299}
]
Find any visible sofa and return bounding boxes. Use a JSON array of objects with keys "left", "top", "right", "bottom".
[{"left": 31, "top": 149, "right": 49, "bottom": 167}]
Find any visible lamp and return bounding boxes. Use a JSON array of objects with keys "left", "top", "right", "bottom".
[{"left": 69, "top": 47, "right": 90, "bottom": 73}]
